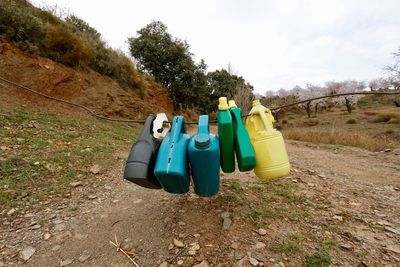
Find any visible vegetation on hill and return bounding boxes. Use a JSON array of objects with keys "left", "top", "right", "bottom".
[{"left": 0, "top": 0, "right": 145, "bottom": 92}]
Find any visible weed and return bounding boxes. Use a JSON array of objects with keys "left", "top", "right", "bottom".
[
  {"left": 271, "top": 241, "right": 299, "bottom": 253},
  {"left": 248, "top": 209, "right": 274, "bottom": 225},
  {"left": 305, "top": 251, "right": 331, "bottom": 267},
  {"left": 346, "top": 118, "right": 356, "bottom": 124},
  {"left": 372, "top": 113, "right": 400, "bottom": 123},
  {"left": 303, "top": 119, "right": 319, "bottom": 127}
]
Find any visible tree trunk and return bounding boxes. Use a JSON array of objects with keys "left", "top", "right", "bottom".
[
  {"left": 315, "top": 102, "right": 319, "bottom": 116},
  {"left": 345, "top": 97, "right": 352, "bottom": 113},
  {"left": 394, "top": 100, "right": 400, "bottom": 107},
  {"left": 272, "top": 110, "right": 279, "bottom": 122},
  {"left": 303, "top": 102, "right": 312, "bottom": 118}
]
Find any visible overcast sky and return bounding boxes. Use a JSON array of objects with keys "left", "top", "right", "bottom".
[{"left": 32, "top": 0, "right": 400, "bottom": 94}]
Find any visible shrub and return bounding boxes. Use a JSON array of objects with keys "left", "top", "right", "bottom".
[
  {"left": 372, "top": 113, "right": 400, "bottom": 123},
  {"left": 0, "top": 0, "right": 44, "bottom": 53},
  {"left": 346, "top": 118, "right": 356, "bottom": 124},
  {"left": 43, "top": 24, "right": 92, "bottom": 66},
  {"left": 303, "top": 119, "right": 319, "bottom": 127}
]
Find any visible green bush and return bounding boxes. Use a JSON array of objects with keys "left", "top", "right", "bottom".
[
  {"left": 0, "top": 0, "right": 44, "bottom": 54},
  {"left": 346, "top": 118, "right": 357, "bottom": 124}
]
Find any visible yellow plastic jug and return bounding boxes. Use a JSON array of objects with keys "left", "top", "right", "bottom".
[{"left": 245, "top": 100, "right": 290, "bottom": 180}]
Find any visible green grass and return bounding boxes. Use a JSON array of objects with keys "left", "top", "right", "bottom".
[{"left": 0, "top": 108, "right": 139, "bottom": 208}]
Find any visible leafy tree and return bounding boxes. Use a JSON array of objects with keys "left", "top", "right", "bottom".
[{"left": 128, "top": 21, "right": 207, "bottom": 110}]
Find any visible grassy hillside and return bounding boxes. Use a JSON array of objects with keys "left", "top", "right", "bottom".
[
  {"left": 0, "top": 0, "right": 146, "bottom": 93},
  {"left": 0, "top": 108, "right": 138, "bottom": 209}
]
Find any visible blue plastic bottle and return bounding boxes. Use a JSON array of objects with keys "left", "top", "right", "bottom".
[
  {"left": 188, "top": 115, "right": 220, "bottom": 197},
  {"left": 154, "top": 116, "right": 191, "bottom": 194}
]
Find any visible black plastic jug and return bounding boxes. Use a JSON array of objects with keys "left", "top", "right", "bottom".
[{"left": 124, "top": 115, "right": 162, "bottom": 189}]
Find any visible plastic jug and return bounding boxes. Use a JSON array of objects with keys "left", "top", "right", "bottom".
[
  {"left": 217, "top": 97, "right": 235, "bottom": 173},
  {"left": 229, "top": 100, "right": 256, "bottom": 172},
  {"left": 188, "top": 115, "right": 220, "bottom": 197},
  {"left": 124, "top": 115, "right": 162, "bottom": 189},
  {"left": 245, "top": 100, "right": 290, "bottom": 180},
  {"left": 154, "top": 116, "right": 191, "bottom": 194}
]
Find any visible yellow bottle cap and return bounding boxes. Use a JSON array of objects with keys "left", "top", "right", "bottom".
[
  {"left": 252, "top": 99, "right": 261, "bottom": 106},
  {"left": 218, "top": 97, "right": 229, "bottom": 110},
  {"left": 228, "top": 100, "right": 237, "bottom": 108}
]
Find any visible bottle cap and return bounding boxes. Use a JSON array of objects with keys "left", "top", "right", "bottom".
[
  {"left": 228, "top": 100, "right": 237, "bottom": 108},
  {"left": 252, "top": 99, "right": 261, "bottom": 106},
  {"left": 194, "top": 134, "right": 211, "bottom": 149},
  {"left": 218, "top": 97, "right": 229, "bottom": 110}
]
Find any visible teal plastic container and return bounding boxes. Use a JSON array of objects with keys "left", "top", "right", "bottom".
[
  {"left": 217, "top": 97, "right": 235, "bottom": 173},
  {"left": 188, "top": 115, "right": 220, "bottom": 197},
  {"left": 154, "top": 116, "right": 191, "bottom": 194},
  {"left": 229, "top": 100, "right": 256, "bottom": 171}
]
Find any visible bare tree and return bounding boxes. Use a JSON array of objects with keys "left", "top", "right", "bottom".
[{"left": 233, "top": 83, "right": 254, "bottom": 115}]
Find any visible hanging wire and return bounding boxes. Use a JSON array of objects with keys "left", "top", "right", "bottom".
[{"left": 1, "top": 75, "right": 400, "bottom": 124}]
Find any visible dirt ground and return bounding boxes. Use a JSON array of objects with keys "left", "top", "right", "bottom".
[{"left": 1, "top": 138, "right": 399, "bottom": 267}]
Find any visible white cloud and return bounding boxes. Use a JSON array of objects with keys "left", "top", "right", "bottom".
[{"left": 31, "top": 0, "right": 400, "bottom": 94}]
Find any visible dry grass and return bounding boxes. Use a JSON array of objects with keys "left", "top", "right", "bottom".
[{"left": 283, "top": 127, "right": 388, "bottom": 151}]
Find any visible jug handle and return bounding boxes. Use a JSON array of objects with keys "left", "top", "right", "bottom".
[
  {"left": 231, "top": 108, "right": 244, "bottom": 128},
  {"left": 170, "top": 116, "right": 186, "bottom": 143},
  {"left": 253, "top": 109, "right": 274, "bottom": 131},
  {"left": 139, "top": 115, "right": 156, "bottom": 140},
  {"left": 197, "top": 115, "right": 209, "bottom": 135}
]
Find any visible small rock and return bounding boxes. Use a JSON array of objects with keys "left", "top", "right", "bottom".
[
  {"left": 78, "top": 250, "right": 91, "bottom": 262},
  {"left": 230, "top": 242, "right": 240, "bottom": 250},
  {"left": 193, "top": 260, "right": 210, "bottom": 267},
  {"left": 386, "top": 244, "right": 400, "bottom": 254},
  {"left": 384, "top": 148, "right": 391, "bottom": 153},
  {"left": 55, "top": 231, "right": 72, "bottom": 243},
  {"left": 249, "top": 257, "right": 259, "bottom": 266},
  {"left": 33, "top": 161, "right": 40, "bottom": 166},
  {"left": 52, "top": 245, "right": 61, "bottom": 251},
  {"left": 52, "top": 218, "right": 63, "bottom": 225},
  {"left": 177, "top": 259, "right": 184, "bottom": 265},
  {"left": 168, "top": 243, "right": 174, "bottom": 250},
  {"left": 30, "top": 224, "right": 41, "bottom": 230},
  {"left": 193, "top": 234, "right": 201, "bottom": 238},
  {"left": 44, "top": 233, "right": 51, "bottom": 240},
  {"left": 385, "top": 226, "right": 400, "bottom": 236},
  {"left": 173, "top": 238, "right": 184, "bottom": 248},
  {"left": 88, "top": 195, "right": 97, "bottom": 200},
  {"left": 19, "top": 246, "right": 36, "bottom": 261},
  {"left": 222, "top": 218, "right": 232, "bottom": 230},
  {"left": 54, "top": 224, "right": 66, "bottom": 232},
  {"left": 74, "top": 233, "right": 88, "bottom": 240},
  {"left": 89, "top": 164, "right": 101, "bottom": 174},
  {"left": 234, "top": 251, "right": 244, "bottom": 260},
  {"left": 188, "top": 249, "right": 196, "bottom": 255},
  {"left": 60, "top": 259, "right": 73, "bottom": 266},
  {"left": 69, "top": 181, "right": 83, "bottom": 188},
  {"left": 257, "top": 228, "right": 267, "bottom": 236},
  {"left": 191, "top": 244, "right": 200, "bottom": 251},
  {"left": 220, "top": 211, "right": 230, "bottom": 219},
  {"left": 332, "top": 215, "right": 343, "bottom": 222},
  {"left": 195, "top": 255, "right": 205, "bottom": 262},
  {"left": 105, "top": 185, "right": 112, "bottom": 190},
  {"left": 178, "top": 221, "right": 186, "bottom": 226},
  {"left": 254, "top": 242, "right": 266, "bottom": 249},
  {"left": 339, "top": 243, "right": 353, "bottom": 250},
  {"left": 159, "top": 262, "right": 168, "bottom": 267},
  {"left": 7, "top": 208, "right": 16, "bottom": 216}
]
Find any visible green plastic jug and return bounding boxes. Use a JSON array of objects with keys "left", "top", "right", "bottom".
[
  {"left": 229, "top": 100, "right": 256, "bottom": 172},
  {"left": 217, "top": 97, "right": 235, "bottom": 173}
]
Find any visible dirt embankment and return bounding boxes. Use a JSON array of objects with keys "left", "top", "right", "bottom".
[{"left": 0, "top": 38, "right": 173, "bottom": 118}]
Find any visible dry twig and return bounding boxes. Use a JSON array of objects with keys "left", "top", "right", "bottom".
[{"left": 109, "top": 234, "right": 140, "bottom": 267}]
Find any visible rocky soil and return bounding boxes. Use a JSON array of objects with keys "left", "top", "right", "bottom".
[{"left": 1, "top": 140, "right": 399, "bottom": 267}]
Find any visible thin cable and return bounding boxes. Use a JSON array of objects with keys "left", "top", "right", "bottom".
[
  {"left": 1, "top": 75, "right": 399, "bottom": 123},
  {"left": 267, "top": 91, "right": 400, "bottom": 111}
]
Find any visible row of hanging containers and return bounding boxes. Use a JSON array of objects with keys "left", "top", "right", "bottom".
[{"left": 124, "top": 97, "right": 291, "bottom": 197}]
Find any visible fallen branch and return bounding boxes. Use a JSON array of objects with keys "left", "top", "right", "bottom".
[
  {"left": 109, "top": 234, "right": 140, "bottom": 267},
  {"left": 167, "top": 247, "right": 186, "bottom": 263}
]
